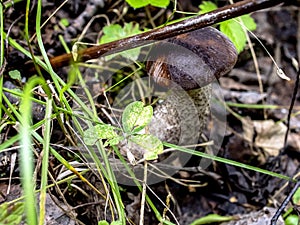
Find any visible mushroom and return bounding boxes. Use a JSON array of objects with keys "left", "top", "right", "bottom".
[{"left": 146, "top": 27, "right": 238, "bottom": 146}]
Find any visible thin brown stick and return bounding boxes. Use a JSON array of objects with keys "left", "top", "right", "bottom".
[{"left": 28, "top": 0, "right": 285, "bottom": 73}]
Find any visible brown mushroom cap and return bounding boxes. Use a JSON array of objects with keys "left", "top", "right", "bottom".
[{"left": 146, "top": 27, "right": 238, "bottom": 90}]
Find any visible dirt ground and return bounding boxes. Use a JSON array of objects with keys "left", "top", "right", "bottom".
[{"left": 1, "top": 1, "right": 300, "bottom": 224}]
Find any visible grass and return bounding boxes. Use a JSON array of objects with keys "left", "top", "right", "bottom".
[{"left": 0, "top": 1, "right": 297, "bottom": 225}]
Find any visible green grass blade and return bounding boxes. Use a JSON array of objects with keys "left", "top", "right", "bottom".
[
  {"left": 19, "top": 77, "right": 47, "bottom": 225},
  {"left": 0, "top": 2, "right": 4, "bottom": 66},
  {"left": 112, "top": 146, "right": 167, "bottom": 223},
  {"left": 38, "top": 99, "right": 52, "bottom": 225},
  {"left": 163, "top": 142, "right": 295, "bottom": 182},
  {"left": 0, "top": 2, "right": 4, "bottom": 119},
  {"left": 0, "top": 135, "right": 20, "bottom": 151},
  {"left": 226, "top": 101, "right": 281, "bottom": 109}
]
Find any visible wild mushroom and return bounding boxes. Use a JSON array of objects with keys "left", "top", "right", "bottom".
[{"left": 146, "top": 26, "right": 238, "bottom": 146}]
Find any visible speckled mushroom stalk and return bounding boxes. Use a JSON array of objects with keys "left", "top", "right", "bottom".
[{"left": 146, "top": 27, "right": 238, "bottom": 145}]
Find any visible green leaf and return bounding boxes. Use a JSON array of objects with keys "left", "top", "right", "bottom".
[
  {"left": 99, "top": 22, "right": 142, "bottom": 60},
  {"left": 292, "top": 187, "right": 300, "bottom": 204},
  {"left": 148, "top": 0, "right": 170, "bottom": 7},
  {"left": 98, "top": 221, "right": 109, "bottom": 225},
  {"left": 220, "top": 20, "right": 246, "bottom": 53},
  {"left": 0, "top": 202, "right": 24, "bottom": 225},
  {"left": 8, "top": 70, "right": 21, "bottom": 81},
  {"left": 126, "top": 0, "right": 169, "bottom": 8},
  {"left": 126, "top": 0, "right": 148, "bottom": 8},
  {"left": 84, "top": 124, "right": 118, "bottom": 145},
  {"left": 105, "top": 136, "right": 123, "bottom": 147},
  {"left": 240, "top": 14, "right": 257, "bottom": 31},
  {"left": 122, "top": 101, "right": 153, "bottom": 134},
  {"left": 190, "top": 214, "right": 233, "bottom": 225},
  {"left": 129, "top": 134, "right": 163, "bottom": 160},
  {"left": 198, "top": 1, "right": 217, "bottom": 14},
  {"left": 198, "top": 1, "right": 257, "bottom": 53},
  {"left": 220, "top": 16, "right": 257, "bottom": 53},
  {"left": 285, "top": 214, "right": 299, "bottom": 225},
  {"left": 60, "top": 18, "right": 69, "bottom": 27},
  {"left": 110, "top": 221, "right": 123, "bottom": 225}
]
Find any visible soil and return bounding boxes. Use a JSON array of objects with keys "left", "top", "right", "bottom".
[{"left": 1, "top": 1, "right": 300, "bottom": 225}]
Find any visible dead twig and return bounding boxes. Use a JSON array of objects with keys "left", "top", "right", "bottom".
[
  {"left": 271, "top": 180, "right": 300, "bottom": 225},
  {"left": 26, "top": 0, "right": 286, "bottom": 73}
]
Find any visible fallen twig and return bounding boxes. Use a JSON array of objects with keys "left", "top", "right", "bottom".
[
  {"left": 271, "top": 180, "right": 300, "bottom": 225},
  {"left": 26, "top": 0, "right": 286, "bottom": 73}
]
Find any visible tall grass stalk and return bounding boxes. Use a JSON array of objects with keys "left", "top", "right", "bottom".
[
  {"left": 38, "top": 99, "right": 52, "bottom": 225},
  {"left": 0, "top": 2, "right": 4, "bottom": 65},
  {"left": 19, "top": 77, "right": 48, "bottom": 225},
  {"left": 5, "top": 27, "right": 122, "bottom": 220},
  {"left": 0, "top": 2, "right": 4, "bottom": 120}
]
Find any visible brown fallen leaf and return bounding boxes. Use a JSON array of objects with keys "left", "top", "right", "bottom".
[{"left": 253, "top": 120, "right": 287, "bottom": 156}]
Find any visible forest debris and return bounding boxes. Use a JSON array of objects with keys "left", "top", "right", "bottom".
[
  {"left": 42, "top": 194, "right": 76, "bottom": 225},
  {"left": 253, "top": 120, "right": 287, "bottom": 156},
  {"left": 242, "top": 118, "right": 287, "bottom": 157},
  {"left": 287, "top": 132, "right": 300, "bottom": 154},
  {"left": 222, "top": 89, "right": 267, "bottom": 104}
]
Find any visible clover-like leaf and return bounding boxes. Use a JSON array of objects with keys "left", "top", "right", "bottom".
[
  {"left": 105, "top": 135, "right": 124, "bottom": 147},
  {"left": 122, "top": 101, "right": 153, "bottom": 134},
  {"left": 84, "top": 124, "right": 118, "bottom": 146},
  {"left": 130, "top": 134, "right": 163, "bottom": 160}
]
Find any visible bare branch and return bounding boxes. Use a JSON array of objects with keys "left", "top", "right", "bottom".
[{"left": 27, "top": 0, "right": 286, "bottom": 73}]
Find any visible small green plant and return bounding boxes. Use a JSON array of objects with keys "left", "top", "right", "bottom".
[
  {"left": 8, "top": 70, "right": 21, "bottom": 81},
  {"left": 84, "top": 101, "right": 163, "bottom": 162},
  {"left": 285, "top": 215, "right": 299, "bottom": 225},
  {"left": 59, "top": 18, "right": 69, "bottom": 27},
  {"left": 99, "top": 22, "right": 143, "bottom": 60},
  {"left": 199, "top": 1, "right": 257, "bottom": 53},
  {"left": 125, "top": 0, "right": 170, "bottom": 8},
  {"left": 0, "top": 202, "right": 25, "bottom": 225},
  {"left": 283, "top": 187, "right": 300, "bottom": 225}
]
